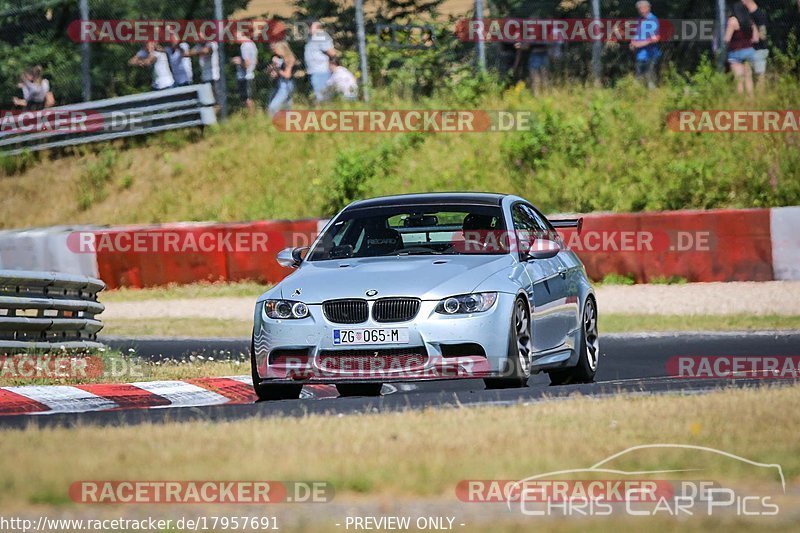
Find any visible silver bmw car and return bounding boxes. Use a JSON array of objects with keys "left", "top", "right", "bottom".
[{"left": 251, "top": 193, "right": 599, "bottom": 400}]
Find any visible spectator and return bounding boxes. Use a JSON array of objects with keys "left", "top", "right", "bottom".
[
  {"left": 742, "top": 0, "right": 769, "bottom": 91},
  {"left": 13, "top": 66, "right": 54, "bottom": 110},
  {"left": 629, "top": 1, "right": 662, "bottom": 89},
  {"left": 513, "top": 42, "right": 551, "bottom": 95},
  {"left": 266, "top": 40, "right": 296, "bottom": 117},
  {"left": 192, "top": 41, "right": 220, "bottom": 98},
  {"left": 725, "top": 3, "right": 759, "bottom": 95},
  {"left": 129, "top": 41, "right": 174, "bottom": 90},
  {"left": 166, "top": 33, "right": 192, "bottom": 87},
  {"left": 304, "top": 21, "right": 337, "bottom": 103},
  {"left": 325, "top": 57, "right": 358, "bottom": 101},
  {"left": 233, "top": 30, "right": 258, "bottom": 112}
]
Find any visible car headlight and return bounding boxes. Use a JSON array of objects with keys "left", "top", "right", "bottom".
[
  {"left": 264, "top": 300, "right": 310, "bottom": 319},
  {"left": 435, "top": 292, "right": 498, "bottom": 315}
]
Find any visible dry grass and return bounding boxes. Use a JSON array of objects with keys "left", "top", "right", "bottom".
[
  {"left": 0, "top": 352, "right": 246, "bottom": 387},
  {"left": 99, "top": 314, "right": 800, "bottom": 339},
  {"left": 102, "top": 317, "right": 253, "bottom": 338},
  {"left": 101, "top": 281, "right": 271, "bottom": 303},
  {"left": 0, "top": 385, "right": 797, "bottom": 511}
]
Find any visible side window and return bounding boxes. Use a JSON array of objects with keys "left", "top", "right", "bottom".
[
  {"left": 511, "top": 204, "right": 537, "bottom": 233},
  {"left": 511, "top": 204, "right": 542, "bottom": 258},
  {"left": 524, "top": 205, "right": 555, "bottom": 240}
]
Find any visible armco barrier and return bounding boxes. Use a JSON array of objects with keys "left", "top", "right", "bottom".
[
  {"left": 0, "top": 207, "right": 795, "bottom": 287},
  {"left": 0, "top": 270, "right": 105, "bottom": 352}
]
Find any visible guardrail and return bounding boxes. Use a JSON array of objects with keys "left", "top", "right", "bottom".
[
  {"left": 0, "top": 83, "right": 216, "bottom": 156},
  {"left": 0, "top": 270, "right": 105, "bottom": 352}
]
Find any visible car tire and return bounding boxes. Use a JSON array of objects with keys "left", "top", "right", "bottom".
[
  {"left": 336, "top": 383, "right": 383, "bottom": 397},
  {"left": 484, "top": 297, "right": 531, "bottom": 389},
  {"left": 250, "top": 332, "right": 303, "bottom": 401},
  {"left": 548, "top": 297, "right": 599, "bottom": 386}
]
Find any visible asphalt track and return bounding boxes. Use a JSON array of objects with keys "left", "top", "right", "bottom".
[{"left": 1, "top": 331, "right": 798, "bottom": 429}]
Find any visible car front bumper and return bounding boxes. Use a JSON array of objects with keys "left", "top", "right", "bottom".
[{"left": 252, "top": 293, "right": 517, "bottom": 384}]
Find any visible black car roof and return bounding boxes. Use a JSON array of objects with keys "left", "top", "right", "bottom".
[{"left": 348, "top": 193, "right": 507, "bottom": 209}]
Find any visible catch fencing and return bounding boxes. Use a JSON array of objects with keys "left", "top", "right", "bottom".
[{"left": 2, "top": 1, "right": 798, "bottom": 116}]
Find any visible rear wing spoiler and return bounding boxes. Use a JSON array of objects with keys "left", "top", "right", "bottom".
[{"left": 550, "top": 218, "right": 584, "bottom": 234}]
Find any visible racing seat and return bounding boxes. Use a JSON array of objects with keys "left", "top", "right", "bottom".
[
  {"left": 460, "top": 214, "right": 498, "bottom": 253},
  {"left": 361, "top": 221, "right": 403, "bottom": 256}
]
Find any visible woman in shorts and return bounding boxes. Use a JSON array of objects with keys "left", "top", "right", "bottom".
[{"left": 725, "top": 3, "right": 760, "bottom": 96}]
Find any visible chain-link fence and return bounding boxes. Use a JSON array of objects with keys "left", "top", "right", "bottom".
[{"left": 1, "top": 0, "right": 798, "bottom": 114}]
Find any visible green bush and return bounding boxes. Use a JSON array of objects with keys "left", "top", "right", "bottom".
[{"left": 323, "top": 133, "right": 425, "bottom": 215}]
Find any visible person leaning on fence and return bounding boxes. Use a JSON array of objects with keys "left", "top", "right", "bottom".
[
  {"left": 725, "top": 3, "right": 760, "bottom": 96},
  {"left": 129, "top": 41, "right": 175, "bottom": 91},
  {"left": 266, "top": 40, "right": 296, "bottom": 117},
  {"left": 233, "top": 30, "right": 258, "bottom": 112},
  {"left": 12, "top": 66, "right": 54, "bottom": 110},
  {"left": 166, "top": 33, "right": 193, "bottom": 87},
  {"left": 629, "top": 1, "right": 662, "bottom": 89},
  {"left": 191, "top": 41, "right": 220, "bottom": 99},
  {"left": 742, "top": 0, "right": 769, "bottom": 92},
  {"left": 304, "top": 21, "right": 337, "bottom": 104},
  {"left": 325, "top": 57, "right": 358, "bottom": 101}
]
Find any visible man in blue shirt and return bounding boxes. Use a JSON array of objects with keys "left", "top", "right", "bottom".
[{"left": 629, "top": 0, "right": 662, "bottom": 88}]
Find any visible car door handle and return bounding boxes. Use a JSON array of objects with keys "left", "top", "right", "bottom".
[{"left": 557, "top": 266, "right": 567, "bottom": 279}]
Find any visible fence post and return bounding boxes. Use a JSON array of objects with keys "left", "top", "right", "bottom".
[
  {"left": 79, "top": 0, "right": 91, "bottom": 101},
  {"left": 591, "top": 0, "right": 601, "bottom": 84},
  {"left": 355, "top": 0, "right": 370, "bottom": 102},
  {"left": 475, "top": 0, "right": 486, "bottom": 72},
  {"left": 214, "top": 0, "right": 228, "bottom": 119},
  {"left": 716, "top": 0, "right": 726, "bottom": 70}
]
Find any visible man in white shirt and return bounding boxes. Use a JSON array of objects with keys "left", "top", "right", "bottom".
[
  {"left": 326, "top": 57, "right": 358, "bottom": 101},
  {"left": 129, "top": 41, "right": 174, "bottom": 90},
  {"left": 180, "top": 42, "right": 193, "bottom": 84},
  {"left": 165, "top": 34, "right": 193, "bottom": 87},
  {"left": 304, "top": 21, "right": 337, "bottom": 103},
  {"left": 191, "top": 41, "right": 220, "bottom": 100},
  {"left": 233, "top": 31, "right": 258, "bottom": 111}
]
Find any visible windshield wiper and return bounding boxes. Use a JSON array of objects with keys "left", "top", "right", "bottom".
[{"left": 395, "top": 249, "right": 443, "bottom": 256}]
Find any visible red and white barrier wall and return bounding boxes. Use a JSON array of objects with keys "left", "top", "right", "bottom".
[{"left": 0, "top": 207, "right": 797, "bottom": 287}]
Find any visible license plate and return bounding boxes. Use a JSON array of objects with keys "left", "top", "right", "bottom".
[{"left": 333, "top": 328, "right": 409, "bottom": 345}]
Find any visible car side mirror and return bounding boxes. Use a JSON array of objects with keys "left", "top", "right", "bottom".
[
  {"left": 526, "top": 239, "right": 561, "bottom": 260},
  {"left": 276, "top": 247, "right": 309, "bottom": 268}
]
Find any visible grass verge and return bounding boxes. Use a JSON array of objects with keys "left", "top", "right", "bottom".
[
  {"left": 100, "top": 314, "right": 800, "bottom": 339},
  {"left": 0, "top": 349, "right": 245, "bottom": 387},
  {"left": 0, "top": 385, "right": 797, "bottom": 514},
  {"left": 100, "top": 282, "right": 271, "bottom": 303},
  {"left": 2, "top": 77, "right": 799, "bottom": 229}
]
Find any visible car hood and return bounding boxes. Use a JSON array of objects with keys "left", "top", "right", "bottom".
[{"left": 270, "top": 255, "right": 516, "bottom": 303}]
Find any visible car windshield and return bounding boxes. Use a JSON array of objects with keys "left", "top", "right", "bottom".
[{"left": 307, "top": 204, "right": 508, "bottom": 261}]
